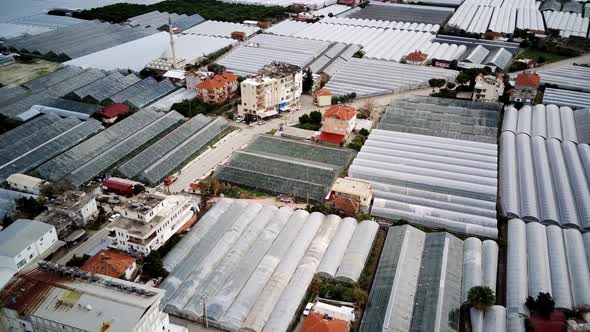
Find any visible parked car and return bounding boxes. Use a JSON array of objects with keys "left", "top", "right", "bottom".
[{"left": 108, "top": 213, "right": 121, "bottom": 222}]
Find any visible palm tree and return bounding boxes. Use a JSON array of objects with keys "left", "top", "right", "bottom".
[{"left": 468, "top": 286, "right": 495, "bottom": 310}]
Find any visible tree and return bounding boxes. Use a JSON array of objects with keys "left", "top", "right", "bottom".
[
  {"left": 446, "top": 82, "right": 456, "bottom": 89},
  {"left": 468, "top": 286, "right": 495, "bottom": 310},
  {"left": 225, "top": 111, "right": 235, "bottom": 120},
  {"left": 358, "top": 128, "right": 370, "bottom": 137},
  {"left": 456, "top": 72, "right": 471, "bottom": 85},
  {"left": 208, "top": 63, "right": 225, "bottom": 74},
  {"left": 352, "top": 287, "right": 368, "bottom": 307},
  {"left": 15, "top": 197, "right": 46, "bottom": 219},
  {"left": 309, "top": 274, "right": 321, "bottom": 297},
  {"left": 537, "top": 56, "right": 546, "bottom": 64},
  {"left": 132, "top": 184, "right": 146, "bottom": 195},
  {"left": 302, "top": 68, "right": 314, "bottom": 93},
  {"left": 353, "top": 50, "right": 365, "bottom": 58},
  {"left": 526, "top": 292, "right": 555, "bottom": 319},
  {"left": 299, "top": 113, "right": 310, "bottom": 124},
  {"left": 428, "top": 78, "right": 446, "bottom": 89},
  {"left": 40, "top": 181, "right": 73, "bottom": 199},
  {"left": 142, "top": 251, "right": 168, "bottom": 279},
  {"left": 309, "top": 110, "right": 322, "bottom": 124},
  {"left": 199, "top": 177, "right": 224, "bottom": 197},
  {"left": 66, "top": 254, "right": 90, "bottom": 268}
]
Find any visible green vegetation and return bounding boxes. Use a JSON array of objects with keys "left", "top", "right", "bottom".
[
  {"left": 39, "top": 181, "right": 74, "bottom": 199},
  {"left": 468, "top": 286, "right": 496, "bottom": 310},
  {"left": 66, "top": 254, "right": 91, "bottom": 268},
  {"left": 331, "top": 92, "right": 357, "bottom": 105},
  {"left": 0, "top": 114, "right": 19, "bottom": 135},
  {"left": 172, "top": 97, "right": 233, "bottom": 117},
  {"left": 316, "top": 277, "right": 369, "bottom": 307},
  {"left": 14, "top": 197, "right": 47, "bottom": 219},
  {"left": 142, "top": 251, "right": 168, "bottom": 279},
  {"left": 518, "top": 48, "right": 567, "bottom": 65},
  {"left": 353, "top": 49, "right": 366, "bottom": 58},
  {"left": 347, "top": 129, "right": 370, "bottom": 152},
  {"left": 302, "top": 68, "right": 314, "bottom": 94},
  {"left": 526, "top": 292, "right": 555, "bottom": 319},
  {"left": 207, "top": 63, "right": 226, "bottom": 74},
  {"left": 66, "top": 0, "right": 288, "bottom": 23},
  {"left": 158, "top": 234, "right": 182, "bottom": 257},
  {"left": 87, "top": 206, "right": 109, "bottom": 230},
  {"left": 297, "top": 110, "right": 322, "bottom": 131},
  {"left": 428, "top": 78, "right": 446, "bottom": 89}
]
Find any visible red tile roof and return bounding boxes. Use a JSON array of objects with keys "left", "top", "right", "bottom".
[
  {"left": 516, "top": 72, "right": 541, "bottom": 89},
  {"left": 406, "top": 51, "right": 428, "bottom": 62},
  {"left": 97, "top": 103, "right": 129, "bottom": 119},
  {"left": 301, "top": 312, "right": 348, "bottom": 332},
  {"left": 323, "top": 105, "right": 356, "bottom": 121},
  {"left": 81, "top": 250, "right": 135, "bottom": 278},
  {"left": 197, "top": 72, "right": 238, "bottom": 90},
  {"left": 316, "top": 89, "right": 332, "bottom": 96},
  {"left": 319, "top": 132, "right": 345, "bottom": 144}
]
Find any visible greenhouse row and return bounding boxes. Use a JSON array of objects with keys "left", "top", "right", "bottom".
[
  {"left": 0, "top": 114, "right": 103, "bottom": 181},
  {"left": 135, "top": 117, "right": 228, "bottom": 186},
  {"left": 183, "top": 20, "right": 260, "bottom": 38},
  {"left": 543, "top": 11, "right": 590, "bottom": 38},
  {"left": 216, "top": 135, "right": 354, "bottom": 202},
  {"left": 2, "top": 20, "right": 157, "bottom": 60},
  {"left": 351, "top": 129, "right": 499, "bottom": 238},
  {"left": 542, "top": 88, "right": 590, "bottom": 110},
  {"left": 323, "top": 58, "right": 458, "bottom": 97},
  {"left": 65, "top": 32, "right": 236, "bottom": 72},
  {"left": 0, "top": 14, "right": 84, "bottom": 40},
  {"left": 126, "top": 79, "right": 177, "bottom": 109},
  {"left": 147, "top": 88, "right": 197, "bottom": 112},
  {"left": 360, "top": 224, "right": 463, "bottom": 332},
  {"left": 462, "top": 238, "right": 502, "bottom": 331},
  {"left": 69, "top": 72, "right": 142, "bottom": 104},
  {"left": 35, "top": 109, "right": 166, "bottom": 182},
  {"left": 344, "top": 3, "right": 454, "bottom": 25},
  {"left": 221, "top": 0, "right": 336, "bottom": 8},
  {"left": 160, "top": 199, "right": 375, "bottom": 332},
  {"left": 126, "top": 11, "right": 205, "bottom": 32},
  {"left": 537, "top": 64, "right": 590, "bottom": 93},
  {"left": 318, "top": 16, "right": 441, "bottom": 33},
  {"left": 506, "top": 219, "right": 590, "bottom": 331},
  {"left": 448, "top": 3, "right": 544, "bottom": 34},
  {"left": 0, "top": 119, "right": 103, "bottom": 181},
  {"left": 379, "top": 97, "right": 500, "bottom": 143},
  {"left": 218, "top": 34, "right": 331, "bottom": 76},
  {"left": 66, "top": 111, "right": 185, "bottom": 187},
  {"left": 502, "top": 104, "right": 581, "bottom": 143},
  {"left": 499, "top": 131, "right": 590, "bottom": 230},
  {"left": 462, "top": 0, "right": 536, "bottom": 8},
  {"left": 268, "top": 21, "right": 437, "bottom": 62}
]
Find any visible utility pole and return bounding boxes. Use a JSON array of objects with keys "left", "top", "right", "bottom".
[{"left": 201, "top": 292, "right": 209, "bottom": 328}]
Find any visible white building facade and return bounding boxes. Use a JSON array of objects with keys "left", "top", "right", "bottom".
[
  {"left": 239, "top": 62, "right": 303, "bottom": 119},
  {"left": 6, "top": 174, "right": 46, "bottom": 195},
  {"left": 472, "top": 74, "right": 505, "bottom": 102},
  {"left": 0, "top": 219, "right": 58, "bottom": 288},
  {"left": 108, "top": 193, "right": 197, "bottom": 256}
]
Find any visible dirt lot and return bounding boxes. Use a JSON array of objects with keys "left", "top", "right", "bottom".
[{"left": 0, "top": 59, "right": 59, "bottom": 85}]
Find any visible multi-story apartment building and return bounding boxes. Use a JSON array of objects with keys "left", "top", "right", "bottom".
[
  {"left": 0, "top": 219, "right": 58, "bottom": 288},
  {"left": 196, "top": 72, "right": 239, "bottom": 104},
  {"left": 239, "top": 62, "right": 302, "bottom": 120},
  {"left": 0, "top": 262, "right": 181, "bottom": 332},
  {"left": 108, "top": 193, "right": 197, "bottom": 256},
  {"left": 472, "top": 74, "right": 505, "bottom": 102}
]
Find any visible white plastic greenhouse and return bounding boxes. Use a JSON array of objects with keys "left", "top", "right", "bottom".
[{"left": 160, "top": 199, "right": 376, "bottom": 332}]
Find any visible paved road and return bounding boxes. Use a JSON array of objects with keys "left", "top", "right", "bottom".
[
  {"left": 511, "top": 52, "right": 590, "bottom": 73},
  {"left": 166, "top": 89, "right": 432, "bottom": 193},
  {"left": 54, "top": 220, "right": 116, "bottom": 265}
]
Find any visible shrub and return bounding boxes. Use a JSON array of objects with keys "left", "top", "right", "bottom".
[
  {"left": 526, "top": 292, "right": 555, "bottom": 319},
  {"left": 468, "top": 286, "right": 495, "bottom": 310}
]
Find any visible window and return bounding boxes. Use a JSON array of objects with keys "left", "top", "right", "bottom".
[{"left": 17, "top": 259, "right": 27, "bottom": 268}]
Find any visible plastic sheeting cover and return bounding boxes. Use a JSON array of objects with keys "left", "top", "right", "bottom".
[
  {"left": 317, "top": 216, "right": 355, "bottom": 279},
  {"left": 335, "top": 219, "right": 379, "bottom": 283}
]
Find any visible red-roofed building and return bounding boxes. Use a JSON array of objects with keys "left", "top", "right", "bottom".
[
  {"left": 196, "top": 72, "right": 239, "bottom": 104},
  {"left": 515, "top": 72, "right": 541, "bottom": 89},
  {"left": 81, "top": 249, "right": 137, "bottom": 280},
  {"left": 301, "top": 312, "right": 349, "bottom": 332},
  {"left": 405, "top": 51, "right": 428, "bottom": 65},
  {"left": 96, "top": 103, "right": 129, "bottom": 123},
  {"left": 511, "top": 72, "right": 541, "bottom": 105},
  {"left": 315, "top": 89, "right": 333, "bottom": 106},
  {"left": 319, "top": 105, "right": 357, "bottom": 144}
]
